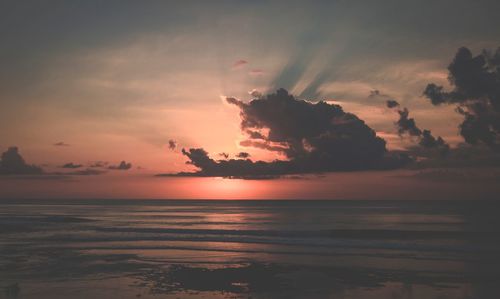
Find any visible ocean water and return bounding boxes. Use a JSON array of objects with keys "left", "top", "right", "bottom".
[{"left": 1, "top": 199, "right": 499, "bottom": 298}]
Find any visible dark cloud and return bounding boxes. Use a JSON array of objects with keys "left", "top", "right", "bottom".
[
  {"left": 386, "top": 101, "right": 450, "bottom": 155},
  {"left": 236, "top": 152, "right": 251, "bottom": 159},
  {"left": 169, "top": 89, "right": 409, "bottom": 178},
  {"left": 386, "top": 100, "right": 400, "bottom": 109},
  {"left": 172, "top": 146, "right": 408, "bottom": 179},
  {"left": 228, "top": 89, "right": 388, "bottom": 162},
  {"left": 419, "top": 130, "right": 449, "bottom": 151},
  {"left": 239, "top": 139, "right": 287, "bottom": 152},
  {"left": 411, "top": 143, "right": 500, "bottom": 169},
  {"left": 395, "top": 108, "right": 422, "bottom": 137},
  {"left": 108, "top": 161, "right": 132, "bottom": 170},
  {"left": 176, "top": 148, "right": 295, "bottom": 178},
  {"left": 61, "top": 162, "right": 83, "bottom": 169},
  {"left": 244, "top": 130, "right": 266, "bottom": 140},
  {"left": 0, "top": 147, "right": 43, "bottom": 175},
  {"left": 423, "top": 47, "right": 500, "bottom": 149},
  {"left": 218, "top": 152, "right": 229, "bottom": 159},
  {"left": 168, "top": 139, "right": 177, "bottom": 150}
]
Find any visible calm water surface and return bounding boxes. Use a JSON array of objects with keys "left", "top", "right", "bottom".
[{"left": 1, "top": 199, "right": 499, "bottom": 298}]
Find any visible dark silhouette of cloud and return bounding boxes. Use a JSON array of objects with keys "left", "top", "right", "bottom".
[
  {"left": 0, "top": 147, "right": 43, "bottom": 175},
  {"left": 108, "top": 161, "right": 132, "bottom": 170},
  {"left": 54, "top": 142, "right": 70, "bottom": 146},
  {"left": 167, "top": 89, "right": 409, "bottom": 178},
  {"left": 236, "top": 152, "right": 250, "bottom": 159},
  {"left": 419, "top": 130, "right": 448, "bottom": 151},
  {"left": 423, "top": 47, "right": 500, "bottom": 149},
  {"left": 61, "top": 162, "right": 83, "bottom": 169},
  {"left": 395, "top": 108, "right": 422, "bottom": 137},
  {"left": 218, "top": 152, "right": 229, "bottom": 159},
  {"left": 239, "top": 139, "right": 287, "bottom": 152},
  {"left": 0, "top": 147, "right": 109, "bottom": 177},
  {"left": 228, "top": 89, "right": 388, "bottom": 162},
  {"left": 168, "top": 139, "right": 177, "bottom": 150},
  {"left": 175, "top": 148, "right": 295, "bottom": 178},
  {"left": 386, "top": 100, "right": 400, "bottom": 108},
  {"left": 386, "top": 100, "right": 449, "bottom": 155},
  {"left": 411, "top": 143, "right": 500, "bottom": 169},
  {"left": 244, "top": 130, "right": 266, "bottom": 140}
]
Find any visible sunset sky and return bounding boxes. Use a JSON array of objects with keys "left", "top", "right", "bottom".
[{"left": 1, "top": 0, "right": 500, "bottom": 199}]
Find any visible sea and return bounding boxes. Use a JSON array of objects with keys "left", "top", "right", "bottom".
[{"left": 1, "top": 199, "right": 499, "bottom": 298}]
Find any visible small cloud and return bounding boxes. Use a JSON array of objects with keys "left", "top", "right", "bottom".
[
  {"left": 61, "top": 162, "right": 83, "bottom": 169},
  {"left": 236, "top": 152, "right": 251, "bottom": 159},
  {"left": 233, "top": 59, "right": 248, "bottom": 68},
  {"left": 54, "top": 142, "right": 70, "bottom": 147},
  {"left": 386, "top": 100, "right": 400, "bottom": 108},
  {"left": 108, "top": 161, "right": 132, "bottom": 170},
  {"left": 168, "top": 139, "right": 177, "bottom": 150}
]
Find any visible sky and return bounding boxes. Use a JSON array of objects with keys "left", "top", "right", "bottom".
[{"left": 1, "top": 0, "right": 500, "bottom": 199}]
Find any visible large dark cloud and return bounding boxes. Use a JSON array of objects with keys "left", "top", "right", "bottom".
[
  {"left": 171, "top": 148, "right": 297, "bottom": 179},
  {"left": 0, "top": 147, "right": 43, "bottom": 175},
  {"left": 423, "top": 47, "right": 500, "bottom": 149},
  {"left": 228, "top": 88, "right": 387, "bottom": 163},
  {"left": 169, "top": 89, "right": 409, "bottom": 178}
]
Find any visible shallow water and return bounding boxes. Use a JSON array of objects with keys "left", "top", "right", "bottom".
[{"left": 1, "top": 199, "right": 499, "bottom": 298}]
